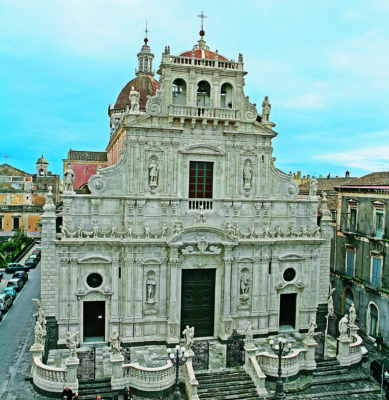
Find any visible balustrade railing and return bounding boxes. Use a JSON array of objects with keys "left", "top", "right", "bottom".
[
  {"left": 32, "top": 357, "right": 67, "bottom": 393},
  {"left": 123, "top": 361, "right": 175, "bottom": 392},
  {"left": 170, "top": 56, "right": 239, "bottom": 70},
  {"left": 188, "top": 199, "right": 213, "bottom": 211},
  {"left": 168, "top": 105, "right": 239, "bottom": 120}
]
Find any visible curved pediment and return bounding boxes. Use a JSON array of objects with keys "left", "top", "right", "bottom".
[
  {"left": 179, "top": 144, "right": 225, "bottom": 156},
  {"left": 278, "top": 253, "right": 305, "bottom": 261},
  {"left": 77, "top": 255, "right": 112, "bottom": 264},
  {"left": 167, "top": 225, "right": 237, "bottom": 247}
]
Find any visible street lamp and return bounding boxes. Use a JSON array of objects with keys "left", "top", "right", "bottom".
[
  {"left": 269, "top": 337, "right": 293, "bottom": 399},
  {"left": 167, "top": 345, "right": 189, "bottom": 400}
]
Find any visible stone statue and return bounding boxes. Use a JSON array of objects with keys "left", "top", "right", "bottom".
[
  {"left": 309, "top": 178, "right": 318, "bottom": 197},
  {"left": 160, "top": 222, "right": 168, "bottom": 238},
  {"left": 328, "top": 288, "right": 335, "bottom": 316},
  {"left": 34, "top": 320, "right": 43, "bottom": 345},
  {"left": 66, "top": 331, "right": 79, "bottom": 359},
  {"left": 183, "top": 325, "right": 195, "bottom": 350},
  {"left": 301, "top": 225, "right": 308, "bottom": 237},
  {"left": 64, "top": 163, "right": 75, "bottom": 193},
  {"left": 129, "top": 86, "right": 140, "bottom": 112},
  {"left": 110, "top": 223, "right": 117, "bottom": 238},
  {"left": 261, "top": 96, "right": 271, "bottom": 122},
  {"left": 76, "top": 223, "right": 84, "bottom": 238},
  {"left": 312, "top": 226, "right": 321, "bottom": 237},
  {"left": 243, "top": 161, "right": 253, "bottom": 188},
  {"left": 262, "top": 225, "right": 272, "bottom": 238},
  {"left": 274, "top": 226, "right": 283, "bottom": 238},
  {"left": 306, "top": 317, "right": 317, "bottom": 340},
  {"left": 339, "top": 315, "right": 349, "bottom": 338},
  {"left": 240, "top": 272, "right": 250, "bottom": 296},
  {"left": 109, "top": 329, "right": 121, "bottom": 354},
  {"left": 146, "top": 276, "right": 156, "bottom": 302},
  {"left": 92, "top": 223, "right": 99, "bottom": 238},
  {"left": 149, "top": 160, "right": 159, "bottom": 186},
  {"left": 245, "top": 321, "right": 253, "bottom": 346},
  {"left": 349, "top": 303, "right": 357, "bottom": 326},
  {"left": 144, "top": 225, "right": 151, "bottom": 239},
  {"left": 32, "top": 298, "right": 46, "bottom": 331},
  {"left": 125, "top": 221, "right": 133, "bottom": 238}
]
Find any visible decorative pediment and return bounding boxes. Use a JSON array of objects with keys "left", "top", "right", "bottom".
[
  {"left": 179, "top": 144, "right": 225, "bottom": 156},
  {"left": 168, "top": 226, "right": 237, "bottom": 247},
  {"left": 238, "top": 256, "right": 254, "bottom": 263},
  {"left": 278, "top": 254, "right": 305, "bottom": 261},
  {"left": 275, "top": 280, "right": 305, "bottom": 292},
  {"left": 77, "top": 256, "right": 112, "bottom": 264},
  {"left": 142, "top": 258, "right": 163, "bottom": 265}
]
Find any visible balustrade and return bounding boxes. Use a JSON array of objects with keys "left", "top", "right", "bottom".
[
  {"left": 170, "top": 56, "right": 239, "bottom": 70},
  {"left": 188, "top": 199, "right": 213, "bottom": 211},
  {"left": 32, "top": 357, "right": 67, "bottom": 393},
  {"left": 168, "top": 105, "right": 238, "bottom": 120}
]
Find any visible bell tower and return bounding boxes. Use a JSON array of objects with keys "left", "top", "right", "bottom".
[{"left": 36, "top": 154, "right": 48, "bottom": 177}]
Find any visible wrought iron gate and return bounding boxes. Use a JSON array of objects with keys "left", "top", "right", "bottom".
[
  {"left": 226, "top": 330, "right": 245, "bottom": 368},
  {"left": 77, "top": 347, "right": 96, "bottom": 380},
  {"left": 314, "top": 331, "right": 325, "bottom": 361},
  {"left": 192, "top": 340, "right": 209, "bottom": 370}
]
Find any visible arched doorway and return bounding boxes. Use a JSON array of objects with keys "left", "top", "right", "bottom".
[
  {"left": 367, "top": 302, "right": 379, "bottom": 338},
  {"left": 172, "top": 78, "right": 187, "bottom": 105},
  {"left": 343, "top": 287, "right": 354, "bottom": 315},
  {"left": 220, "top": 83, "right": 233, "bottom": 108}
]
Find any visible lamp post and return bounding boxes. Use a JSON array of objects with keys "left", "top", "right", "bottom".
[
  {"left": 269, "top": 337, "right": 293, "bottom": 399},
  {"left": 167, "top": 345, "right": 189, "bottom": 400}
]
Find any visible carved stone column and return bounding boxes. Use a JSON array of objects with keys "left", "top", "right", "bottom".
[
  {"left": 167, "top": 247, "right": 180, "bottom": 344},
  {"left": 110, "top": 251, "right": 120, "bottom": 327},
  {"left": 220, "top": 247, "right": 233, "bottom": 340},
  {"left": 252, "top": 256, "right": 261, "bottom": 313}
]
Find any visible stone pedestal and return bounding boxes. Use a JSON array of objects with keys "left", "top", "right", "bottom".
[
  {"left": 65, "top": 357, "right": 79, "bottom": 392},
  {"left": 244, "top": 344, "right": 258, "bottom": 367},
  {"left": 30, "top": 343, "right": 44, "bottom": 377},
  {"left": 110, "top": 353, "right": 126, "bottom": 390},
  {"left": 349, "top": 324, "right": 359, "bottom": 337},
  {"left": 337, "top": 336, "right": 352, "bottom": 366},
  {"left": 303, "top": 339, "right": 317, "bottom": 370}
]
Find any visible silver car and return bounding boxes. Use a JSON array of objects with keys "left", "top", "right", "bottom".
[{"left": 0, "top": 293, "right": 13, "bottom": 312}]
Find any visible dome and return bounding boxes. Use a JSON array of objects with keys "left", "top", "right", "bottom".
[
  {"left": 113, "top": 75, "right": 160, "bottom": 111},
  {"left": 37, "top": 155, "right": 48, "bottom": 164},
  {"left": 178, "top": 49, "right": 228, "bottom": 60}
]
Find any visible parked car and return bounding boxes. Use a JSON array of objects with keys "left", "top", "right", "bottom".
[
  {"left": 25, "top": 258, "right": 37, "bottom": 269},
  {"left": 5, "top": 263, "right": 29, "bottom": 273},
  {"left": 370, "top": 359, "right": 389, "bottom": 391},
  {"left": 7, "top": 278, "right": 24, "bottom": 292},
  {"left": 0, "top": 293, "right": 13, "bottom": 312},
  {"left": 12, "top": 271, "right": 28, "bottom": 283},
  {"left": 2, "top": 286, "right": 17, "bottom": 300},
  {"left": 32, "top": 250, "right": 41, "bottom": 260}
]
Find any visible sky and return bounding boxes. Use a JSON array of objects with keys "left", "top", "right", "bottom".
[{"left": 1, "top": 0, "right": 389, "bottom": 179}]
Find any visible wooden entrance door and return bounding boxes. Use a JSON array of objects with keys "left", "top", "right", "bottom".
[
  {"left": 279, "top": 293, "right": 296, "bottom": 328},
  {"left": 181, "top": 269, "right": 215, "bottom": 337},
  {"left": 83, "top": 301, "right": 105, "bottom": 339}
]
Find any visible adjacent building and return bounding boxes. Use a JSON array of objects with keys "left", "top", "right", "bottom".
[
  {"left": 332, "top": 172, "right": 389, "bottom": 342},
  {"left": 41, "top": 31, "right": 332, "bottom": 347},
  {"left": 0, "top": 156, "right": 60, "bottom": 237}
]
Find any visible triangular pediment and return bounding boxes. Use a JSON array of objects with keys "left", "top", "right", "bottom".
[{"left": 179, "top": 144, "right": 225, "bottom": 156}]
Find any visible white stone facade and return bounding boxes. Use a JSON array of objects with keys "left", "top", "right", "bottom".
[{"left": 41, "top": 34, "right": 332, "bottom": 346}]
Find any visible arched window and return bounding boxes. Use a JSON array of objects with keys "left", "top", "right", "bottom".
[
  {"left": 220, "top": 83, "right": 233, "bottom": 108},
  {"left": 197, "top": 80, "right": 211, "bottom": 108},
  {"left": 172, "top": 78, "right": 187, "bottom": 105}
]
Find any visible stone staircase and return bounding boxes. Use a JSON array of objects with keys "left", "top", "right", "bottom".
[
  {"left": 286, "top": 358, "right": 381, "bottom": 399},
  {"left": 77, "top": 378, "right": 120, "bottom": 400},
  {"left": 196, "top": 370, "right": 261, "bottom": 400}
]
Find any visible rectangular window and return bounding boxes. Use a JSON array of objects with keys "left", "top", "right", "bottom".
[
  {"left": 349, "top": 208, "right": 357, "bottom": 232},
  {"left": 371, "top": 257, "right": 382, "bottom": 288},
  {"left": 0, "top": 217, "right": 3, "bottom": 230},
  {"left": 375, "top": 210, "right": 384, "bottom": 238},
  {"left": 189, "top": 161, "right": 213, "bottom": 199},
  {"left": 346, "top": 249, "right": 355, "bottom": 277},
  {"left": 12, "top": 217, "right": 20, "bottom": 230}
]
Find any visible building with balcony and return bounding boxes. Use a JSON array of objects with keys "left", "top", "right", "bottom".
[
  {"left": 332, "top": 172, "right": 389, "bottom": 342},
  {"left": 41, "top": 30, "right": 332, "bottom": 347}
]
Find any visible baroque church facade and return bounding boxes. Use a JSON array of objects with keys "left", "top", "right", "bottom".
[{"left": 41, "top": 30, "right": 332, "bottom": 346}]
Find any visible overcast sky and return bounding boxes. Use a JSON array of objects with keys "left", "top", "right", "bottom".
[{"left": 1, "top": 0, "right": 389, "bottom": 179}]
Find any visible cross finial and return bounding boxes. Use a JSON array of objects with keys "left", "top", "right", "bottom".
[
  {"left": 145, "top": 21, "right": 149, "bottom": 39},
  {"left": 197, "top": 11, "right": 207, "bottom": 32}
]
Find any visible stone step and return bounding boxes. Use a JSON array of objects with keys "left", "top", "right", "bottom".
[
  {"left": 313, "top": 368, "right": 348, "bottom": 376},
  {"left": 77, "top": 378, "right": 119, "bottom": 400},
  {"left": 287, "top": 387, "right": 380, "bottom": 399}
]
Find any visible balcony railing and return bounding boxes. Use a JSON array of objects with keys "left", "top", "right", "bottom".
[
  {"left": 168, "top": 105, "right": 239, "bottom": 120},
  {"left": 188, "top": 199, "right": 213, "bottom": 210},
  {"left": 170, "top": 56, "right": 240, "bottom": 70}
]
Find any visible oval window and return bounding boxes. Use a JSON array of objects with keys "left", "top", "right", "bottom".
[
  {"left": 87, "top": 273, "right": 103, "bottom": 288},
  {"left": 283, "top": 268, "right": 296, "bottom": 282}
]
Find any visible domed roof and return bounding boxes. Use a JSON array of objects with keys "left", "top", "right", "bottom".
[
  {"left": 113, "top": 75, "right": 160, "bottom": 111},
  {"left": 178, "top": 49, "right": 228, "bottom": 60},
  {"left": 37, "top": 155, "right": 48, "bottom": 164}
]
